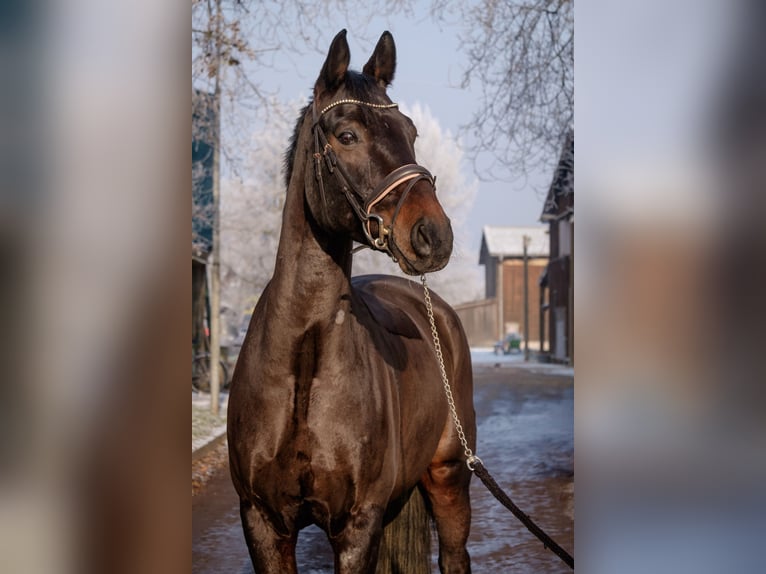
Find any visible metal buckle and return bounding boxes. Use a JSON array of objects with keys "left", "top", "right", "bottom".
[
  {"left": 364, "top": 214, "right": 387, "bottom": 247},
  {"left": 363, "top": 214, "right": 397, "bottom": 262},
  {"left": 466, "top": 455, "right": 483, "bottom": 471}
]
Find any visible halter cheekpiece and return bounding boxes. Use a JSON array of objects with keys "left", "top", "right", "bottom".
[{"left": 311, "top": 98, "right": 436, "bottom": 261}]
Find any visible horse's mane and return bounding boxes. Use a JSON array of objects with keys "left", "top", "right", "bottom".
[{"left": 283, "top": 70, "right": 385, "bottom": 188}]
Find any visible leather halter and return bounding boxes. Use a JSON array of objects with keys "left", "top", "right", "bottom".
[{"left": 311, "top": 98, "right": 436, "bottom": 260}]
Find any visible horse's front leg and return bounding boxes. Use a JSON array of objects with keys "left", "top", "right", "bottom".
[
  {"left": 329, "top": 505, "right": 386, "bottom": 574},
  {"left": 422, "top": 431, "right": 474, "bottom": 574},
  {"left": 240, "top": 499, "right": 298, "bottom": 574}
]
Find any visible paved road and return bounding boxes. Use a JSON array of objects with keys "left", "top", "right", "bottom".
[{"left": 192, "top": 361, "right": 574, "bottom": 573}]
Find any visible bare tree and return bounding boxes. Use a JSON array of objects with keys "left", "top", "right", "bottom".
[{"left": 435, "top": 0, "right": 573, "bottom": 185}]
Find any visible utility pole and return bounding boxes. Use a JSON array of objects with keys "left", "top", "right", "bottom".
[
  {"left": 208, "top": 0, "right": 223, "bottom": 416},
  {"left": 497, "top": 255, "right": 504, "bottom": 341},
  {"left": 523, "top": 234, "right": 530, "bottom": 362}
]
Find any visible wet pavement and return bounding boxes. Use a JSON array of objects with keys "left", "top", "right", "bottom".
[{"left": 192, "top": 360, "right": 574, "bottom": 573}]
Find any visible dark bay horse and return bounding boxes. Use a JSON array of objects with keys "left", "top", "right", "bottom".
[{"left": 228, "top": 29, "right": 476, "bottom": 574}]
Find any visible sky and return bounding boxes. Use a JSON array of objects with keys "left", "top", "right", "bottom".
[{"left": 239, "top": 3, "right": 552, "bottom": 256}]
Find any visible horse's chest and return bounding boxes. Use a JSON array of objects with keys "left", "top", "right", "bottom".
[
  {"left": 303, "top": 364, "right": 393, "bottom": 432},
  {"left": 244, "top": 326, "right": 398, "bottom": 472}
]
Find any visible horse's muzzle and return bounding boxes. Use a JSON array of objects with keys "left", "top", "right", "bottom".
[{"left": 400, "top": 215, "right": 453, "bottom": 274}]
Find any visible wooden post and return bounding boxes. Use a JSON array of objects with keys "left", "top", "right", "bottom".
[
  {"left": 208, "top": 0, "right": 223, "bottom": 416},
  {"left": 497, "top": 256, "right": 504, "bottom": 341}
]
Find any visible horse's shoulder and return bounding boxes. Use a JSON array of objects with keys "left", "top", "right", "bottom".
[{"left": 351, "top": 275, "right": 425, "bottom": 339}]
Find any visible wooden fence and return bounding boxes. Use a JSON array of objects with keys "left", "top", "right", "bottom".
[{"left": 453, "top": 298, "right": 498, "bottom": 348}]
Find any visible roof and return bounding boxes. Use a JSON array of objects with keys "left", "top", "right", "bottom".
[
  {"left": 479, "top": 226, "right": 549, "bottom": 264},
  {"left": 541, "top": 129, "right": 574, "bottom": 222}
]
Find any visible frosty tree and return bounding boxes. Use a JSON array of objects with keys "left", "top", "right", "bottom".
[{"left": 219, "top": 98, "right": 301, "bottom": 343}]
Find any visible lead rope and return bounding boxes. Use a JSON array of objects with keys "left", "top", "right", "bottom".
[
  {"left": 420, "top": 274, "right": 481, "bottom": 470},
  {"left": 420, "top": 274, "right": 575, "bottom": 570}
]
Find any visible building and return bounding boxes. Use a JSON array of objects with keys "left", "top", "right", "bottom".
[
  {"left": 454, "top": 226, "right": 550, "bottom": 348},
  {"left": 478, "top": 226, "right": 550, "bottom": 344},
  {"left": 539, "top": 129, "right": 574, "bottom": 364}
]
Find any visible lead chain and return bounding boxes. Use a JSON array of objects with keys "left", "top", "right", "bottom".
[{"left": 420, "top": 274, "right": 482, "bottom": 471}]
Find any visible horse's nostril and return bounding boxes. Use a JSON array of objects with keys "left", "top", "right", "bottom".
[{"left": 411, "top": 220, "right": 433, "bottom": 257}]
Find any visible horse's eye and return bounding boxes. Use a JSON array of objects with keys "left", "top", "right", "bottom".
[{"left": 337, "top": 131, "right": 357, "bottom": 146}]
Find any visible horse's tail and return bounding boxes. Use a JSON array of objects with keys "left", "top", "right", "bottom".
[{"left": 376, "top": 486, "right": 431, "bottom": 574}]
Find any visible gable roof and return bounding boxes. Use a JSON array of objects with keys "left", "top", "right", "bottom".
[{"left": 479, "top": 226, "right": 549, "bottom": 264}]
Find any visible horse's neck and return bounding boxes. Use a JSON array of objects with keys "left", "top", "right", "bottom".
[
  {"left": 270, "top": 219, "right": 352, "bottom": 322},
  {"left": 266, "top": 136, "right": 353, "bottom": 330}
]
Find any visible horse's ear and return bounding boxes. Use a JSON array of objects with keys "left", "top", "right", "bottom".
[
  {"left": 316, "top": 29, "right": 350, "bottom": 97},
  {"left": 363, "top": 31, "right": 396, "bottom": 87}
]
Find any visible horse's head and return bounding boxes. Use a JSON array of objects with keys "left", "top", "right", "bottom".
[{"left": 304, "top": 29, "right": 453, "bottom": 275}]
